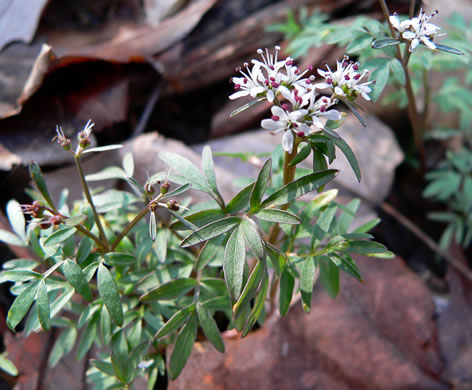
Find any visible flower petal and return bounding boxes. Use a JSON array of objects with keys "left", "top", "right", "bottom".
[
  {"left": 229, "top": 90, "right": 250, "bottom": 100},
  {"left": 261, "top": 119, "right": 284, "bottom": 131},
  {"left": 282, "top": 131, "right": 294, "bottom": 153}
]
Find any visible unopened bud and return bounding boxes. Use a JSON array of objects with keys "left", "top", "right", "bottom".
[
  {"left": 167, "top": 200, "right": 180, "bottom": 211},
  {"left": 49, "top": 215, "right": 63, "bottom": 226},
  {"left": 160, "top": 181, "right": 170, "bottom": 194}
]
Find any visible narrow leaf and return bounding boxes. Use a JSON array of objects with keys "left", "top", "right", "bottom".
[
  {"left": 256, "top": 209, "right": 301, "bottom": 224},
  {"left": 159, "top": 152, "right": 209, "bottom": 192},
  {"left": 48, "top": 327, "right": 77, "bottom": 367},
  {"left": 240, "top": 218, "right": 264, "bottom": 259},
  {"left": 140, "top": 278, "right": 198, "bottom": 302},
  {"left": 233, "top": 261, "right": 264, "bottom": 319},
  {"left": 169, "top": 314, "right": 197, "bottom": 380},
  {"left": 82, "top": 144, "right": 123, "bottom": 154},
  {"left": 226, "top": 182, "right": 255, "bottom": 214},
  {"left": 43, "top": 227, "right": 76, "bottom": 247},
  {"left": 371, "top": 37, "right": 401, "bottom": 49},
  {"left": 196, "top": 235, "right": 225, "bottom": 272},
  {"left": 0, "top": 230, "right": 25, "bottom": 247},
  {"left": 197, "top": 304, "right": 225, "bottom": 352},
  {"left": 230, "top": 98, "right": 264, "bottom": 117},
  {"left": 7, "top": 281, "right": 39, "bottom": 331},
  {"left": 241, "top": 272, "right": 269, "bottom": 337},
  {"left": 6, "top": 200, "right": 26, "bottom": 243},
  {"left": 318, "top": 256, "right": 339, "bottom": 298},
  {"left": 63, "top": 260, "right": 93, "bottom": 301},
  {"left": 279, "top": 266, "right": 295, "bottom": 316},
  {"left": 0, "top": 354, "right": 18, "bottom": 376},
  {"left": 300, "top": 257, "right": 316, "bottom": 313},
  {"left": 332, "top": 136, "right": 361, "bottom": 182},
  {"left": 181, "top": 217, "right": 241, "bottom": 248},
  {"left": 223, "top": 226, "right": 246, "bottom": 300},
  {"left": 434, "top": 43, "right": 464, "bottom": 55},
  {"left": 97, "top": 263, "right": 123, "bottom": 326},
  {"left": 77, "top": 312, "right": 99, "bottom": 360},
  {"left": 342, "top": 99, "right": 366, "bottom": 127},
  {"left": 202, "top": 146, "right": 223, "bottom": 204},
  {"left": 29, "top": 162, "right": 55, "bottom": 209},
  {"left": 250, "top": 158, "right": 272, "bottom": 211},
  {"left": 289, "top": 143, "right": 312, "bottom": 166},
  {"left": 155, "top": 304, "right": 195, "bottom": 339},
  {"left": 258, "top": 170, "right": 338, "bottom": 210},
  {"left": 103, "top": 252, "right": 136, "bottom": 266},
  {"left": 36, "top": 281, "right": 51, "bottom": 331}
]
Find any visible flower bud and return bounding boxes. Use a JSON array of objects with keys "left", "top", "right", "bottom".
[
  {"left": 167, "top": 200, "right": 180, "bottom": 211},
  {"left": 160, "top": 181, "right": 170, "bottom": 194},
  {"left": 49, "top": 215, "right": 63, "bottom": 226}
]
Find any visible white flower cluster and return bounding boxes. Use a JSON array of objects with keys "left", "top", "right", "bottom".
[
  {"left": 230, "top": 48, "right": 372, "bottom": 153},
  {"left": 390, "top": 9, "right": 442, "bottom": 52}
]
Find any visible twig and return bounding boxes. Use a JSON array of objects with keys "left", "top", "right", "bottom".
[
  {"left": 131, "top": 84, "right": 161, "bottom": 138},
  {"left": 380, "top": 201, "right": 472, "bottom": 281}
]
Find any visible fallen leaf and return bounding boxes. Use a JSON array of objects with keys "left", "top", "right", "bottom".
[{"left": 0, "top": 0, "right": 50, "bottom": 51}]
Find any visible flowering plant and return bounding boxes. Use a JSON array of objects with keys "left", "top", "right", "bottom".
[{"left": 0, "top": 47, "right": 392, "bottom": 390}]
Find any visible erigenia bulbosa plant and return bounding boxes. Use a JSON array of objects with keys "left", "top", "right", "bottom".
[{"left": 0, "top": 47, "right": 391, "bottom": 388}]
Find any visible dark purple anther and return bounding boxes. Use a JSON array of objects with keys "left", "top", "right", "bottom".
[{"left": 272, "top": 115, "right": 280, "bottom": 121}]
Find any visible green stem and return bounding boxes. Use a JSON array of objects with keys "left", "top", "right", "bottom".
[
  {"left": 265, "top": 145, "right": 298, "bottom": 245},
  {"left": 74, "top": 225, "right": 106, "bottom": 250},
  {"left": 408, "top": 0, "right": 416, "bottom": 18},
  {"left": 110, "top": 204, "right": 150, "bottom": 251},
  {"left": 421, "top": 68, "right": 431, "bottom": 131},
  {"left": 74, "top": 155, "right": 110, "bottom": 249},
  {"left": 378, "top": 0, "right": 425, "bottom": 172}
]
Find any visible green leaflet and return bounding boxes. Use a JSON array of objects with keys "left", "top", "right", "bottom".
[
  {"left": 279, "top": 265, "right": 295, "bottom": 316},
  {"left": 250, "top": 158, "right": 272, "bottom": 211},
  {"left": 169, "top": 313, "right": 197, "bottom": 380},
  {"left": 332, "top": 136, "right": 361, "bottom": 182},
  {"left": 43, "top": 227, "right": 76, "bottom": 247},
  {"left": 257, "top": 170, "right": 338, "bottom": 210},
  {"left": 159, "top": 152, "right": 209, "bottom": 193},
  {"left": 202, "top": 146, "right": 224, "bottom": 206},
  {"left": 29, "top": 162, "right": 56, "bottom": 210},
  {"left": 240, "top": 218, "right": 264, "bottom": 260},
  {"left": 140, "top": 278, "right": 198, "bottom": 301},
  {"left": 6, "top": 200, "right": 26, "bottom": 244},
  {"left": 289, "top": 143, "right": 312, "bottom": 166},
  {"left": 196, "top": 303, "right": 225, "bottom": 353},
  {"left": 7, "top": 281, "right": 39, "bottom": 331},
  {"left": 300, "top": 257, "right": 316, "bottom": 313},
  {"left": 233, "top": 261, "right": 264, "bottom": 319},
  {"left": 255, "top": 209, "right": 301, "bottom": 225},
  {"left": 318, "top": 256, "right": 340, "bottom": 298},
  {"left": 155, "top": 304, "right": 195, "bottom": 339},
  {"left": 371, "top": 37, "right": 401, "bottom": 49},
  {"left": 223, "top": 226, "right": 246, "bottom": 300},
  {"left": 226, "top": 182, "right": 255, "bottom": 214},
  {"left": 97, "top": 263, "right": 123, "bottom": 326},
  {"left": 36, "top": 281, "right": 51, "bottom": 331},
  {"left": 181, "top": 217, "right": 241, "bottom": 247},
  {"left": 48, "top": 326, "right": 77, "bottom": 367},
  {"left": 63, "top": 260, "right": 93, "bottom": 301},
  {"left": 241, "top": 272, "right": 269, "bottom": 337}
]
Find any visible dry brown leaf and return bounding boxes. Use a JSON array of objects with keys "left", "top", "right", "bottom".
[{"left": 0, "top": 0, "right": 50, "bottom": 51}]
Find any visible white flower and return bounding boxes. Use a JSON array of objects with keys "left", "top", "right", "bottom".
[
  {"left": 230, "top": 62, "right": 266, "bottom": 100},
  {"left": 316, "top": 56, "right": 373, "bottom": 101},
  {"left": 390, "top": 9, "right": 442, "bottom": 52},
  {"left": 261, "top": 106, "right": 310, "bottom": 153},
  {"left": 82, "top": 119, "right": 95, "bottom": 137},
  {"left": 303, "top": 89, "right": 342, "bottom": 129}
]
